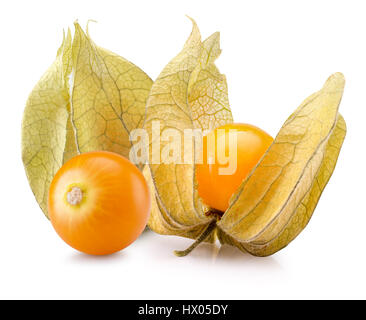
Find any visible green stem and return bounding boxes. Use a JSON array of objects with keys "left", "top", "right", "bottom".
[{"left": 174, "top": 220, "right": 217, "bottom": 257}]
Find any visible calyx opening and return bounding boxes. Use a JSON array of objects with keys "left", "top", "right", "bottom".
[{"left": 205, "top": 208, "right": 224, "bottom": 220}]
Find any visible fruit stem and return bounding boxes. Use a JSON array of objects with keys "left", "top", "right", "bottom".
[
  {"left": 174, "top": 220, "right": 217, "bottom": 257},
  {"left": 67, "top": 187, "right": 83, "bottom": 205}
]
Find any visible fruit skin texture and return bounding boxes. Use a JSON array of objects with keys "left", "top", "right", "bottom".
[
  {"left": 48, "top": 151, "right": 151, "bottom": 255},
  {"left": 196, "top": 123, "right": 273, "bottom": 213}
]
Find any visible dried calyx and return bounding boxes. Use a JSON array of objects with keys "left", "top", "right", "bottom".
[
  {"left": 143, "top": 19, "right": 347, "bottom": 257},
  {"left": 22, "top": 22, "right": 153, "bottom": 218}
]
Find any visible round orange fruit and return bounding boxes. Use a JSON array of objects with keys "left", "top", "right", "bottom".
[
  {"left": 196, "top": 123, "right": 273, "bottom": 212},
  {"left": 48, "top": 151, "right": 151, "bottom": 255}
]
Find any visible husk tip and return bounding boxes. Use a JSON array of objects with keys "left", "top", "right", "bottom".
[{"left": 323, "top": 72, "right": 345, "bottom": 92}]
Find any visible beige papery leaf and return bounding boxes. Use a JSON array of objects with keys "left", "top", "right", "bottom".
[
  {"left": 217, "top": 73, "right": 346, "bottom": 256},
  {"left": 144, "top": 19, "right": 233, "bottom": 244},
  {"left": 22, "top": 23, "right": 153, "bottom": 217}
]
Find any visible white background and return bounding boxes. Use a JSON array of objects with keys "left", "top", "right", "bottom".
[{"left": 0, "top": 0, "right": 365, "bottom": 299}]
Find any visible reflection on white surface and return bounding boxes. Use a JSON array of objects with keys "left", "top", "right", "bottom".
[{"left": 66, "top": 230, "right": 284, "bottom": 270}]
